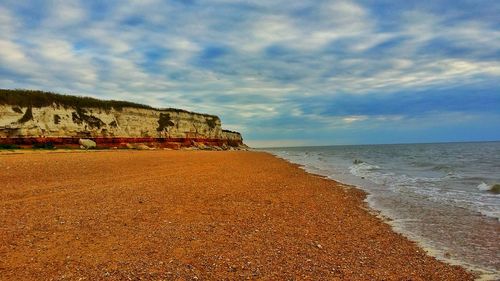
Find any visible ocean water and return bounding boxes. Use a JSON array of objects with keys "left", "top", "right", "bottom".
[{"left": 263, "top": 142, "right": 500, "bottom": 279}]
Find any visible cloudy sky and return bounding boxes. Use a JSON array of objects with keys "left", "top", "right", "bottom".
[{"left": 0, "top": 0, "right": 499, "bottom": 147}]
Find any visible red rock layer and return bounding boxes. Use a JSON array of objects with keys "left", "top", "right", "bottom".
[{"left": 0, "top": 137, "right": 243, "bottom": 149}]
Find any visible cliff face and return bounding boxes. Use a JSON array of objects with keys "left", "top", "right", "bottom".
[{"left": 0, "top": 90, "right": 244, "bottom": 149}]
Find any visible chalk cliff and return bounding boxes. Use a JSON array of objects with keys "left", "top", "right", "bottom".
[{"left": 0, "top": 89, "right": 245, "bottom": 149}]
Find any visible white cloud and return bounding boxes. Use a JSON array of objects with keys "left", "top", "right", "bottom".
[
  {"left": 32, "top": 38, "right": 98, "bottom": 84},
  {"left": 45, "top": 0, "right": 87, "bottom": 27},
  {"left": 0, "top": 6, "right": 18, "bottom": 37},
  {"left": 247, "top": 15, "right": 301, "bottom": 51},
  {"left": 241, "top": 0, "right": 374, "bottom": 51},
  {"left": 0, "top": 40, "right": 27, "bottom": 65},
  {"left": 342, "top": 115, "right": 368, "bottom": 123},
  {"left": 0, "top": 39, "right": 40, "bottom": 77}
]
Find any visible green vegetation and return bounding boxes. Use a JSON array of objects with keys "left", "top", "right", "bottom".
[
  {"left": 157, "top": 113, "right": 175, "bottom": 131},
  {"left": 0, "top": 89, "right": 218, "bottom": 117},
  {"left": 222, "top": 129, "right": 241, "bottom": 135},
  {"left": 0, "top": 89, "right": 152, "bottom": 111},
  {"left": 32, "top": 142, "right": 55, "bottom": 149},
  {"left": 0, "top": 144, "right": 20, "bottom": 150}
]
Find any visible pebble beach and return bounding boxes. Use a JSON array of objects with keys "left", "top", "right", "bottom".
[{"left": 0, "top": 150, "right": 474, "bottom": 280}]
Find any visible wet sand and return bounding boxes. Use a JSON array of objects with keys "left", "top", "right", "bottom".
[{"left": 0, "top": 150, "right": 474, "bottom": 280}]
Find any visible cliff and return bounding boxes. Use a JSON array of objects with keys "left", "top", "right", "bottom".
[{"left": 0, "top": 89, "right": 245, "bottom": 149}]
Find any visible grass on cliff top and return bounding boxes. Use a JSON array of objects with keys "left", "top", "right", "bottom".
[
  {"left": 222, "top": 129, "right": 241, "bottom": 135},
  {"left": 0, "top": 89, "right": 218, "bottom": 118}
]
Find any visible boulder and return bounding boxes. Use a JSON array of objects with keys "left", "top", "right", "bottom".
[
  {"left": 124, "top": 143, "right": 152, "bottom": 150},
  {"left": 79, "top": 139, "right": 96, "bottom": 149},
  {"left": 136, "top": 144, "right": 152, "bottom": 150},
  {"left": 182, "top": 146, "right": 196, "bottom": 151}
]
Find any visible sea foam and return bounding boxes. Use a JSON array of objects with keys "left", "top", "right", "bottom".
[{"left": 477, "top": 182, "right": 491, "bottom": 191}]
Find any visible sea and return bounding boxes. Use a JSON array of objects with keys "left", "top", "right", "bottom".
[{"left": 263, "top": 141, "right": 500, "bottom": 279}]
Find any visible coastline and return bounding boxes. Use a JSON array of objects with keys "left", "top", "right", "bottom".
[
  {"left": 0, "top": 150, "right": 474, "bottom": 280},
  {"left": 266, "top": 147, "right": 500, "bottom": 280}
]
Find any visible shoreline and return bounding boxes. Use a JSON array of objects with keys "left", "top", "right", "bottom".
[
  {"left": 269, "top": 150, "right": 499, "bottom": 280},
  {"left": 1, "top": 150, "right": 474, "bottom": 280},
  {"left": 367, "top": 197, "right": 498, "bottom": 281},
  {"left": 252, "top": 152, "right": 498, "bottom": 281},
  {"left": 378, "top": 208, "right": 499, "bottom": 281}
]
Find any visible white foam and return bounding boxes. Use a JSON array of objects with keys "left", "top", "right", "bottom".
[
  {"left": 477, "top": 182, "right": 491, "bottom": 191},
  {"left": 348, "top": 162, "right": 380, "bottom": 178}
]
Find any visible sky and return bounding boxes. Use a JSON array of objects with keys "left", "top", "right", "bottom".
[{"left": 0, "top": 0, "right": 499, "bottom": 147}]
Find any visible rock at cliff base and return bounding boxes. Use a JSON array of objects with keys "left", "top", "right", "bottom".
[
  {"left": 196, "top": 142, "right": 207, "bottom": 150},
  {"left": 136, "top": 144, "right": 152, "bottom": 150},
  {"left": 182, "top": 146, "right": 196, "bottom": 151},
  {"left": 79, "top": 139, "right": 96, "bottom": 149},
  {"left": 124, "top": 143, "right": 153, "bottom": 150},
  {"left": 235, "top": 144, "right": 249, "bottom": 151}
]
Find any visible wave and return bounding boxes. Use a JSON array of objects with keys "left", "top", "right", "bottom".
[
  {"left": 431, "top": 164, "right": 453, "bottom": 173},
  {"left": 349, "top": 162, "right": 380, "bottom": 173},
  {"left": 477, "top": 182, "right": 500, "bottom": 195},
  {"left": 272, "top": 149, "right": 500, "bottom": 219},
  {"left": 478, "top": 182, "right": 491, "bottom": 191}
]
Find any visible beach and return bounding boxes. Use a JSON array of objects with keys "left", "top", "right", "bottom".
[{"left": 0, "top": 150, "right": 474, "bottom": 280}]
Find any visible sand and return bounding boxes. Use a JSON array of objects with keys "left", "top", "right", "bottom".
[{"left": 0, "top": 150, "right": 474, "bottom": 280}]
